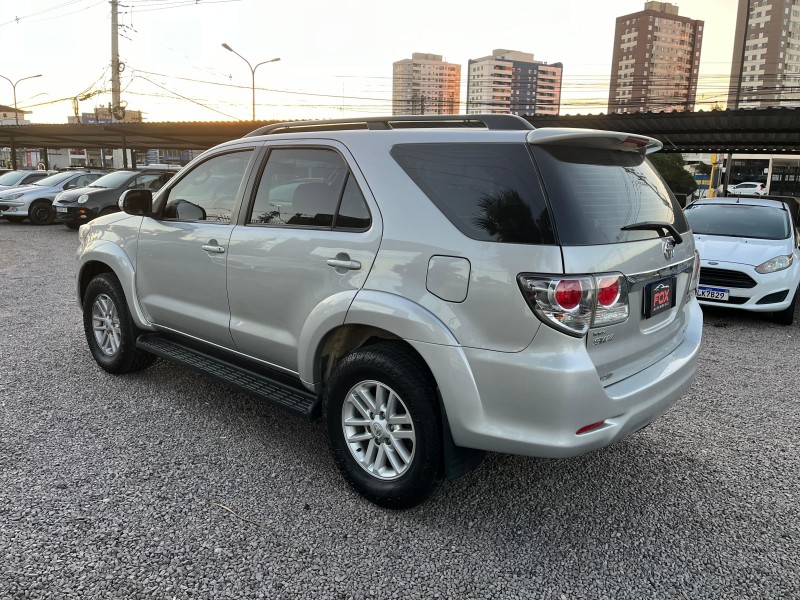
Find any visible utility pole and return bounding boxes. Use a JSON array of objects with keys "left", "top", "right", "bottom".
[{"left": 111, "top": 0, "right": 121, "bottom": 122}]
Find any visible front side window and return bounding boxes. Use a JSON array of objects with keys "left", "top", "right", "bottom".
[
  {"left": 162, "top": 151, "right": 252, "bottom": 223},
  {"left": 247, "top": 147, "right": 370, "bottom": 230}
]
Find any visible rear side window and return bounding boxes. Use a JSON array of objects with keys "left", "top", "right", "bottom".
[
  {"left": 531, "top": 146, "right": 688, "bottom": 245},
  {"left": 391, "top": 143, "right": 555, "bottom": 245}
]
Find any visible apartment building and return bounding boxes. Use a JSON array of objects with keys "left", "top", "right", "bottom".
[
  {"left": 728, "top": 0, "right": 800, "bottom": 108},
  {"left": 608, "top": 1, "right": 704, "bottom": 113},
  {"left": 466, "top": 49, "right": 562, "bottom": 116},
  {"left": 392, "top": 53, "right": 461, "bottom": 115}
]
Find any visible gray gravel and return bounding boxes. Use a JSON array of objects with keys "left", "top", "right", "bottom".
[{"left": 1, "top": 220, "right": 798, "bottom": 599}]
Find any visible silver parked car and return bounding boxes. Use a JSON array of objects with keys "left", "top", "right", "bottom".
[
  {"left": 75, "top": 115, "right": 702, "bottom": 508},
  {"left": 0, "top": 170, "right": 103, "bottom": 224}
]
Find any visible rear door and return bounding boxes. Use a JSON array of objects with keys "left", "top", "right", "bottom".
[
  {"left": 529, "top": 135, "right": 694, "bottom": 385},
  {"left": 226, "top": 143, "right": 381, "bottom": 373}
]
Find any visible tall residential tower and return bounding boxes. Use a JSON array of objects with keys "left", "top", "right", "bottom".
[
  {"left": 466, "top": 49, "right": 562, "bottom": 116},
  {"left": 392, "top": 53, "right": 461, "bottom": 115},
  {"left": 728, "top": 0, "right": 800, "bottom": 109},
  {"left": 608, "top": 1, "right": 704, "bottom": 113}
]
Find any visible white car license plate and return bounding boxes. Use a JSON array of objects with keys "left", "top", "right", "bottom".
[
  {"left": 56, "top": 206, "right": 67, "bottom": 213},
  {"left": 697, "top": 286, "right": 729, "bottom": 301}
]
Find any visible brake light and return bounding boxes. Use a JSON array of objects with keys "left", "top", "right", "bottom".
[
  {"left": 596, "top": 277, "right": 620, "bottom": 307},
  {"left": 517, "top": 273, "right": 629, "bottom": 337},
  {"left": 555, "top": 279, "right": 583, "bottom": 310}
]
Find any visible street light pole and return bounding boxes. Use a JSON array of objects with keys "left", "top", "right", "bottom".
[
  {"left": 0, "top": 73, "right": 42, "bottom": 170},
  {"left": 221, "top": 43, "right": 280, "bottom": 121},
  {"left": 0, "top": 73, "right": 43, "bottom": 125}
]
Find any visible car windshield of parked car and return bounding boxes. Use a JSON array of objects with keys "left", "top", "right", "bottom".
[
  {"left": 0, "top": 172, "right": 26, "bottom": 186},
  {"left": 685, "top": 204, "right": 789, "bottom": 240},
  {"left": 31, "top": 172, "right": 75, "bottom": 187},
  {"left": 89, "top": 171, "right": 134, "bottom": 189}
]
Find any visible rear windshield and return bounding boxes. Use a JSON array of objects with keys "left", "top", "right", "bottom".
[
  {"left": 684, "top": 204, "right": 789, "bottom": 240},
  {"left": 391, "top": 143, "right": 555, "bottom": 245},
  {"left": 530, "top": 146, "right": 689, "bottom": 245}
]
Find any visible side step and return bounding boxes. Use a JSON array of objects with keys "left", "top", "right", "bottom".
[{"left": 136, "top": 334, "right": 321, "bottom": 421}]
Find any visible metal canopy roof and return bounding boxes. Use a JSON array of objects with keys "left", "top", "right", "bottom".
[
  {"left": 2, "top": 108, "right": 800, "bottom": 154},
  {"left": 525, "top": 107, "right": 800, "bottom": 154},
  {"left": 0, "top": 121, "right": 273, "bottom": 151}
]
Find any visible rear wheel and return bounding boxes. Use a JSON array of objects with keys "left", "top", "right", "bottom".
[
  {"left": 82, "top": 273, "right": 157, "bottom": 373},
  {"left": 28, "top": 200, "right": 55, "bottom": 225},
  {"left": 324, "top": 342, "right": 443, "bottom": 509},
  {"left": 773, "top": 287, "right": 797, "bottom": 325}
]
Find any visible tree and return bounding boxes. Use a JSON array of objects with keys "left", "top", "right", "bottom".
[{"left": 648, "top": 152, "right": 698, "bottom": 196}]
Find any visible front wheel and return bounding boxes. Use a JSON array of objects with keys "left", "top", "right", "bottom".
[
  {"left": 82, "top": 273, "right": 157, "bottom": 373},
  {"left": 324, "top": 342, "right": 443, "bottom": 509},
  {"left": 773, "top": 287, "right": 797, "bottom": 325},
  {"left": 28, "top": 200, "right": 55, "bottom": 225}
]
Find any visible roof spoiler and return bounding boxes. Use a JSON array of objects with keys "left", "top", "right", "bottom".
[{"left": 526, "top": 128, "right": 662, "bottom": 154}]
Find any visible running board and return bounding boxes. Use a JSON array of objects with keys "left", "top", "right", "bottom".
[{"left": 136, "top": 334, "right": 320, "bottom": 421}]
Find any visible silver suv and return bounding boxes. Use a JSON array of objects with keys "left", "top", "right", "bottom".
[{"left": 76, "top": 115, "right": 702, "bottom": 508}]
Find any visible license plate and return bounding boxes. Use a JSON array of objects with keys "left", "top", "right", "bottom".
[
  {"left": 644, "top": 277, "right": 676, "bottom": 318},
  {"left": 697, "top": 286, "right": 729, "bottom": 301},
  {"left": 56, "top": 206, "right": 67, "bottom": 213}
]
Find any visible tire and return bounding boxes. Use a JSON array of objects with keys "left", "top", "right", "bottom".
[
  {"left": 64, "top": 222, "right": 80, "bottom": 230},
  {"left": 82, "top": 273, "right": 157, "bottom": 374},
  {"left": 323, "top": 342, "right": 443, "bottom": 509},
  {"left": 28, "top": 200, "right": 55, "bottom": 225},
  {"left": 4, "top": 216, "right": 24, "bottom": 223},
  {"left": 772, "top": 287, "right": 797, "bottom": 325}
]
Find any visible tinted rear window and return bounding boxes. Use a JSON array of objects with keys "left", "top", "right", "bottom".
[
  {"left": 684, "top": 204, "right": 789, "bottom": 240},
  {"left": 531, "top": 146, "right": 688, "bottom": 245},
  {"left": 391, "top": 143, "right": 555, "bottom": 245}
]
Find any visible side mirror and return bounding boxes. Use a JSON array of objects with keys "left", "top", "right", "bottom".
[
  {"left": 119, "top": 188, "right": 152, "bottom": 216},
  {"left": 64, "top": 183, "right": 77, "bottom": 190}
]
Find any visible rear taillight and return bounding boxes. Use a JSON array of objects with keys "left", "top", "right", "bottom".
[
  {"left": 517, "top": 273, "right": 629, "bottom": 337},
  {"left": 688, "top": 250, "right": 700, "bottom": 295}
]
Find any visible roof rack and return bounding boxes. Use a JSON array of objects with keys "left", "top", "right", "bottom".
[{"left": 245, "top": 114, "right": 533, "bottom": 137}]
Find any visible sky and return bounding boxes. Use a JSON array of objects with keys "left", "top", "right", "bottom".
[{"left": 1, "top": 0, "right": 739, "bottom": 124}]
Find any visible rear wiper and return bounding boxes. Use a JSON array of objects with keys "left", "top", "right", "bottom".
[{"left": 621, "top": 221, "right": 683, "bottom": 244}]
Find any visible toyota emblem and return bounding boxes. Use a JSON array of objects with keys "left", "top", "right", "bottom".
[{"left": 663, "top": 240, "right": 675, "bottom": 260}]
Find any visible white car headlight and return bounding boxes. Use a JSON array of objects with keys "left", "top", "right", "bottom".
[
  {"left": 4, "top": 192, "right": 25, "bottom": 200},
  {"left": 77, "top": 194, "right": 89, "bottom": 204},
  {"left": 755, "top": 254, "right": 793, "bottom": 274}
]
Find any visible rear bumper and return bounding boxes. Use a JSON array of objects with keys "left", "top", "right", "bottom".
[{"left": 412, "top": 299, "right": 702, "bottom": 458}]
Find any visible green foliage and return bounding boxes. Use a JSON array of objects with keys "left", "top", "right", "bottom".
[
  {"left": 648, "top": 153, "right": 698, "bottom": 196},
  {"left": 694, "top": 162, "right": 712, "bottom": 176}
]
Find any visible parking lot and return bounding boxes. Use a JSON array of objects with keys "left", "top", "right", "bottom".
[{"left": 1, "top": 221, "right": 798, "bottom": 599}]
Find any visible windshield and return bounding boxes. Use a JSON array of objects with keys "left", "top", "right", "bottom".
[
  {"left": 90, "top": 171, "right": 135, "bottom": 188},
  {"left": 685, "top": 204, "right": 790, "bottom": 240},
  {"left": 530, "top": 146, "right": 688, "bottom": 245},
  {"left": 0, "top": 172, "right": 26, "bottom": 186},
  {"left": 33, "top": 172, "right": 75, "bottom": 187}
]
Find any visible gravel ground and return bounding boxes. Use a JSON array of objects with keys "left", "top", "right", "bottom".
[{"left": 1, "top": 220, "right": 798, "bottom": 600}]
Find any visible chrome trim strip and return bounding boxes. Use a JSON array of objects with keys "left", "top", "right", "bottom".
[
  {"left": 625, "top": 256, "right": 695, "bottom": 288},
  {"left": 151, "top": 324, "right": 300, "bottom": 377}
]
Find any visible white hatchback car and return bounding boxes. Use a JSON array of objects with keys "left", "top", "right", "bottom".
[{"left": 684, "top": 198, "right": 800, "bottom": 324}]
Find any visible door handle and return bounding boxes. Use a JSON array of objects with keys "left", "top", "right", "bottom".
[
  {"left": 326, "top": 258, "right": 361, "bottom": 270},
  {"left": 201, "top": 244, "right": 225, "bottom": 254}
]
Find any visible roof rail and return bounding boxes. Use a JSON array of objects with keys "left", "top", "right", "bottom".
[{"left": 245, "top": 114, "right": 533, "bottom": 137}]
